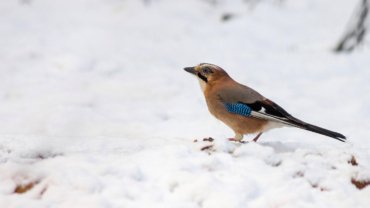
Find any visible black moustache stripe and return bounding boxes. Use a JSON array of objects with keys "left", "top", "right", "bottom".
[{"left": 197, "top": 73, "right": 208, "bottom": 82}]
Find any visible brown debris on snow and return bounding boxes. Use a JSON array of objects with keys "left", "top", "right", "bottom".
[
  {"left": 202, "top": 137, "right": 214, "bottom": 142},
  {"left": 351, "top": 178, "right": 370, "bottom": 190},
  {"left": 201, "top": 145, "right": 213, "bottom": 151},
  {"left": 348, "top": 155, "right": 358, "bottom": 166},
  {"left": 14, "top": 181, "right": 39, "bottom": 194}
]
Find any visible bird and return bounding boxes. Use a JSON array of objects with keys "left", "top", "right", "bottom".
[{"left": 184, "top": 63, "right": 346, "bottom": 143}]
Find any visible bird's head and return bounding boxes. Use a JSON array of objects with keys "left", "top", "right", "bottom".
[{"left": 184, "top": 63, "right": 229, "bottom": 89}]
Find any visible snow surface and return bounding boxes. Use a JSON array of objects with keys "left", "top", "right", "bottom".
[{"left": 1, "top": 0, "right": 370, "bottom": 207}]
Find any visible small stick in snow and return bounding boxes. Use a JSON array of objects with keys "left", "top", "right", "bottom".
[
  {"left": 203, "top": 137, "right": 214, "bottom": 142},
  {"left": 201, "top": 145, "right": 214, "bottom": 151}
]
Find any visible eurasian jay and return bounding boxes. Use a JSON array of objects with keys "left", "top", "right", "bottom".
[{"left": 184, "top": 63, "right": 346, "bottom": 142}]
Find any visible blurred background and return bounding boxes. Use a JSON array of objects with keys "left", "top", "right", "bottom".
[{"left": 0, "top": 0, "right": 369, "bottom": 142}]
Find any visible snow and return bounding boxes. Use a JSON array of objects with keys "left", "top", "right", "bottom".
[{"left": 0, "top": 0, "right": 370, "bottom": 207}]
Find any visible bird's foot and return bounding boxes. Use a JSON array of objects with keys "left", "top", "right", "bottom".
[{"left": 228, "top": 138, "right": 247, "bottom": 144}]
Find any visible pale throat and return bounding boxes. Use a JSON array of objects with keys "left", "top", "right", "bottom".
[{"left": 197, "top": 78, "right": 207, "bottom": 92}]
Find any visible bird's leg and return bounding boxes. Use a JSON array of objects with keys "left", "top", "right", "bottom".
[
  {"left": 252, "top": 132, "right": 263, "bottom": 142},
  {"left": 228, "top": 133, "right": 246, "bottom": 143}
]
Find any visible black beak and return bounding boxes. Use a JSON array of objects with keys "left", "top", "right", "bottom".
[{"left": 184, "top": 67, "right": 197, "bottom": 75}]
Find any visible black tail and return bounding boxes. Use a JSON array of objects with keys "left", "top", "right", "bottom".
[
  {"left": 245, "top": 99, "right": 346, "bottom": 142},
  {"left": 288, "top": 117, "right": 346, "bottom": 142}
]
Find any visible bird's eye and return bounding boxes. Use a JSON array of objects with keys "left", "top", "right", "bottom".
[{"left": 202, "top": 67, "right": 212, "bottom": 74}]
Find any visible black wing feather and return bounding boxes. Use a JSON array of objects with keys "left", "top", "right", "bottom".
[{"left": 241, "top": 100, "right": 290, "bottom": 118}]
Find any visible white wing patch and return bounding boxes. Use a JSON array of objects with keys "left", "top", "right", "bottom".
[
  {"left": 260, "top": 107, "right": 267, "bottom": 113},
  {"left": 250, "top": 111, "right": 300, "bottom": 128}
]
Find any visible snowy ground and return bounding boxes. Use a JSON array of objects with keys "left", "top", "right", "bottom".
[{"left": 1, "top": 0, "right": 370, "bottom": 207}]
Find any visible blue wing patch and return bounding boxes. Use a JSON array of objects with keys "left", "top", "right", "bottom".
[{"left": 225, "top": 103, "right": 252, "bottom": 117}]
